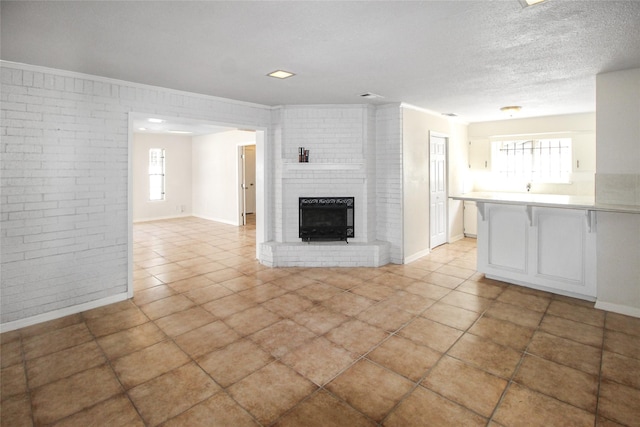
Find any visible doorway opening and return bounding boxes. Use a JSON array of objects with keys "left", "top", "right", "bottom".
[
  {"left": 128, "top": 113, "right": 266, "bottom": 298},
  {"left": 239, "top": 144, "right": 256, "bottom": 226}
]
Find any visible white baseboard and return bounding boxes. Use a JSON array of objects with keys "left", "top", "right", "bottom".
[
  {"left": 133, "top": 213, "right": 191, "bottom": 223},
  {"left": 404, "top": 248, "right": 431, "bottom": 264},
  {"left": 449, "top": 233, "right": 465, "bottom": 243},
  {"left": 595, "top": 300, "right": 640, "bottom": 319},
  {"left": 192, "top": 214, "right": 239, "bottom": 226},
  {"left": 0, "top": 292, "right": 129, "bottom": 333}
]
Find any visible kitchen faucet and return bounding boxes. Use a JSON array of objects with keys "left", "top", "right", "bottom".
[{"left": 526, "top": 183, "right": 531, "bottom": 192}]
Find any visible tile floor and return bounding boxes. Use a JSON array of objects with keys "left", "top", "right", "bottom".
[{"left": 2, "top": 216, "right": 640, "bottom": 426}]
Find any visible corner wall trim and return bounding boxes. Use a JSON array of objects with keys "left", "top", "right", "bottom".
[{"left": 0, "top": 293, "right": 129, "bottom": 333}]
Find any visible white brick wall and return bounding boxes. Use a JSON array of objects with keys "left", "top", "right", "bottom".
[{"left": 1, "top": 62, "right": 270, "bottom": 326}]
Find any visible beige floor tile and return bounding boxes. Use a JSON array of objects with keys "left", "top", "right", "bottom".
[
  {"left": 271, "top": 274, "right": 321, "bottom": 291},
  {"left": 239, "top": 283, "right": 288, "bottom": 303},
  {"left": 321, "top": 291, "right": 375, "bottom": 317},
  {"left": 85, "top": 307, "right": 149, "bottom": 337},
  {"left": 167, "top": 274, "right": 215, "bottom": 293},
  {"left": 224, "top": 306, "right": 281, "bottom": 336},
  {"left": 0, "top": 339, "right": 22, "bottom": 369},
  {"left": 546, "top": 300, "right": 606, "bottom": 327},
  {"left": 162, "top": 392, "right": 259, "bottom": 427},
  {"left": 274, "top": 389, "right": 375, "bottom": 427},
  {"left": 350, "top": 282, "right": 396, "bottom": 301},
  {"left": 421, "top": 272, "right": 466, "bottom": 289},
  {"left": 496, "top": 287, "right": 551, "bottom": 312},
  {"left": 605, "top": 312, "right": 640, "bottom": 337},
  {"left": 228, "top": 362, "right": 316, "bottom": 425},
  {"left": 0, "top": 393, "right": 32, "bottom": 427},
  {"left": 468, "top": 316, "right": 534, "bottom": 351},
  {"left": 52, "top": 394, "right": 144, "bottom": 427},
  {"left": 356, "top": 302, "right": 415, "bottom": 332},
  {"left": 601, "top": 351, "right": 640, "bottom": 389},
  {"left": 219, "top": 275, "right": 264, "bottom": 292},
  {"left": 422, "top": 356, "right": 507, "bottom": 417},
  {"left": 31, "top": 365, "right": 122, "bottom": 425},
  {"left": 184, "top": 283, "right": 234, "bottom": 304},
  {"left": 202, "top": 293, "right": 257, "bottom": 318},
  {"left": 112, "top": 340, "right": 189, "bottom": 389},
  {"left": 540, "top": 314, "right": 604, "bottom": 348},
  {"left": 448, "top": 333, "right": 521, "bottom": 378},
  {"left": 249, "top": 319, "right": 316, "bottom": 358},
  {"left": 155, "top": 306, "right": 216, "bottom": 337},
  {"left": 96, "top": 322, "right": 166, "bottom": 360},
  {"left": 26, "top": 341, "right": 106, "bottom": 389},
  {"left": 128, "top": 363, "right": 220, "bottom": 426},
  {"left": 81, "top": 300, "right": 137, "bottom": 321},
  {"left": 514, "top": 354, "right": 598, "bottom": 412},
  {"left": 398, "top": 317, "right": 462, "bottom": 353},
  {"left": 528, "top": 331, "right": 602, "bottom": 375},
  {"left": 384, "top": 290, "right": 435, "bottom": 315},
  {"left": 371, "top": 272, "right": 416, "bottom": 289},
  {"left": 19, "top": 314, "right": 83, "bottom": 339},
  {"left": 493, "top": 383, "right": 594, "bottom": 427},
  {"left": 203, "top": 267, "right": 245, "bottom": 284},
  {"left": 139, "top": 294, "right": 196, "bottom": 320},
  {"left": 484, "top": 300, "right": 544, "bottom": 328},
  {"left": 325, "top": 319, "right": 389, "bottom": 355},
  {"left": 155, "top": 268, "right": 199, "bottom": 284},
  {"left": 385, "top": 386, "right": 487, "bottom": 427},
  {"left": 262, "top": 293, "right": 314, "bottom": 318},
  {"left": 595, "top": 416, "right": 627, "bottom": 427},
  {"left": 326, "top": 359, "right": 413, "bottom": 422},
  {"left": 404, "top": 280, "right": 451, "bottom": 300},
  {"left": 321, "top": 273, "right": 365, "bottom": 290},
  {"left": 421, "top": 301, "right": 481, "bottom": 331},
  {"left": 295, "top": 282, "right": 343, "bottom": 302},
  {"left": 174, "top": 320, "right": 241, "bottom": 358},
  {"left": 292, "top": 305, "right": 349, "bottom": 335},
  {"left": 1, "top": 363, "right": 27, "bottom": 401},
  {"left": 455, "top": 280, "right": 505, "bottom": 299},
  {"left": 435, "top": 264, "right": 476, "bottom": 280},
  {"left": 440, "top": 290, "right": 492, "bottom": 313},
  {"left": 197, "top": 339, "right": 273, "bottom": 387},
  {"left": 367, "top": 335, "right": 441, "bottom": 381},
  {"left": 22, "top": 323, "right": 93, "bottom": 360},
  {"left": 132, "top": 284, "right": 176, "bottom": 306},
  {"left": 604, "top": 329, "right": 640, "bottom": 360},
  {"left": 597, "top": 379, "right": 640, "bottom": 427},
  {"left": 280, "top": 337, "right": 358, "bottom": 386}
]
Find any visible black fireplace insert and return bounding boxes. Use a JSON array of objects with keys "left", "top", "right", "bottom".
[{"left": 299, "top": 197, "right": 354, "bottom": 242}]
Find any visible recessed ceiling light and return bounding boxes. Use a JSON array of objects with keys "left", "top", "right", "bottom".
[
  {"left": 148, "top": 118, "right": 164, "bottom": 123},
  {"left": 518, "top": 0, "right": 546, "bottom": 7},
  {"left": 500, "top": 106, "right": 523, "bottom": 117},
  {"left": 267, "top": 70, "right": 295, "bottom": 79},
  {"left": 138, "top": 127, "right": 147, "bottom": 131}
]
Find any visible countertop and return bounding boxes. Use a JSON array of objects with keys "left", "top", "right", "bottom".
[{"left": 451, "top": 192, "right": 640, "bottom": 214}]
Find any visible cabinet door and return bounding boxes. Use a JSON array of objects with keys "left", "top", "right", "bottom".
[
  {"left": 469, "top": 139, "right": 491, "bottom": 170},
  {"left": 464, "top": 201, "right": 478, "bottom": 237}
]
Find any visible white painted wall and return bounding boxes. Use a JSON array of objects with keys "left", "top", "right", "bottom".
[
  {"left": 594, "top": 68, "right": 640, "bottom": 317},
  {"left": 401, "top": 105, "right": 468, "bottom": 263},
  {"left": 192, "top": 130, "right": 256, "bottom": 225},
  {"left": 132, "top": 133, "right": 192, "bottom": 222},
  {"left": 467, "top": 113, "right": 596, "bottom": 196}
]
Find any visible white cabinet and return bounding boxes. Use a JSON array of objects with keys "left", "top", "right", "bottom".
[
  {"left": 468, "top": 139, "right": 491, "bottom": 170},
  {"left": 477, "top": 203, "right": 596, "bottom": 299}
]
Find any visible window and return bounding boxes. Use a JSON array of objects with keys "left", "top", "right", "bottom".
[
  {"left": 149, "top": 148, "right": 165, "bottom": 201},
  {"left": 493, "top": 138, "right": 572, "bottom": 183}
]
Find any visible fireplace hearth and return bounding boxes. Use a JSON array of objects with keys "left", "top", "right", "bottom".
[{"left": 299, "top": 197, "right": 354, "bottom": 242}]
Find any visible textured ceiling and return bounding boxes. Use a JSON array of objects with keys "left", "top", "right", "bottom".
[{"left": 2, "top": 1, "right": 640, "bottom": 123}]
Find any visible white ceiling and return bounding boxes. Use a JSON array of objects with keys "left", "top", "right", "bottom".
[{"left": 2, "top": 1, "right": 640, "bottom": 123}]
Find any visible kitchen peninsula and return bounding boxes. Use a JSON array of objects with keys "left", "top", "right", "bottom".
[{"left": 452, "top": 192, "right": 640, "bottom": 302}]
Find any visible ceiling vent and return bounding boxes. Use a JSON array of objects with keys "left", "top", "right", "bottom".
[{"left": 360, "top": 92, "right": 384, "bottom": 99}]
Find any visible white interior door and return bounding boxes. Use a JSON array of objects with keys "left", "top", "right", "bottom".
[
  {"left": 430, "top": 133, "right": 448, "bottom": 248},
  {"left": 244, "top": 145, "right": 256, "bottom": 214}
]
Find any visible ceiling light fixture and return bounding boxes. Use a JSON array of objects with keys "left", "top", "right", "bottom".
[
  {"left": 442, "top": 113, "right": 458, "bottom": 117},
  {"left": 168, "top": 130, "right": 193, "bottom": 134},
  {"left": 500, "top": 106, "right": 522, "bottom": 117},
  {"left": 518, "top": 0, "right": 546, "bottom": 8},
  {"left": 138, "top": 127, "right": 147, "bottom": 131},
  {"left": 360, "top": 92, "right": 384, "bottom": 99},
  {"left": 267, "top": 70, "right": 295, "bottom": 79},
  {"left": 148, "top": 118, "right": 164, "bottom": 123}
]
